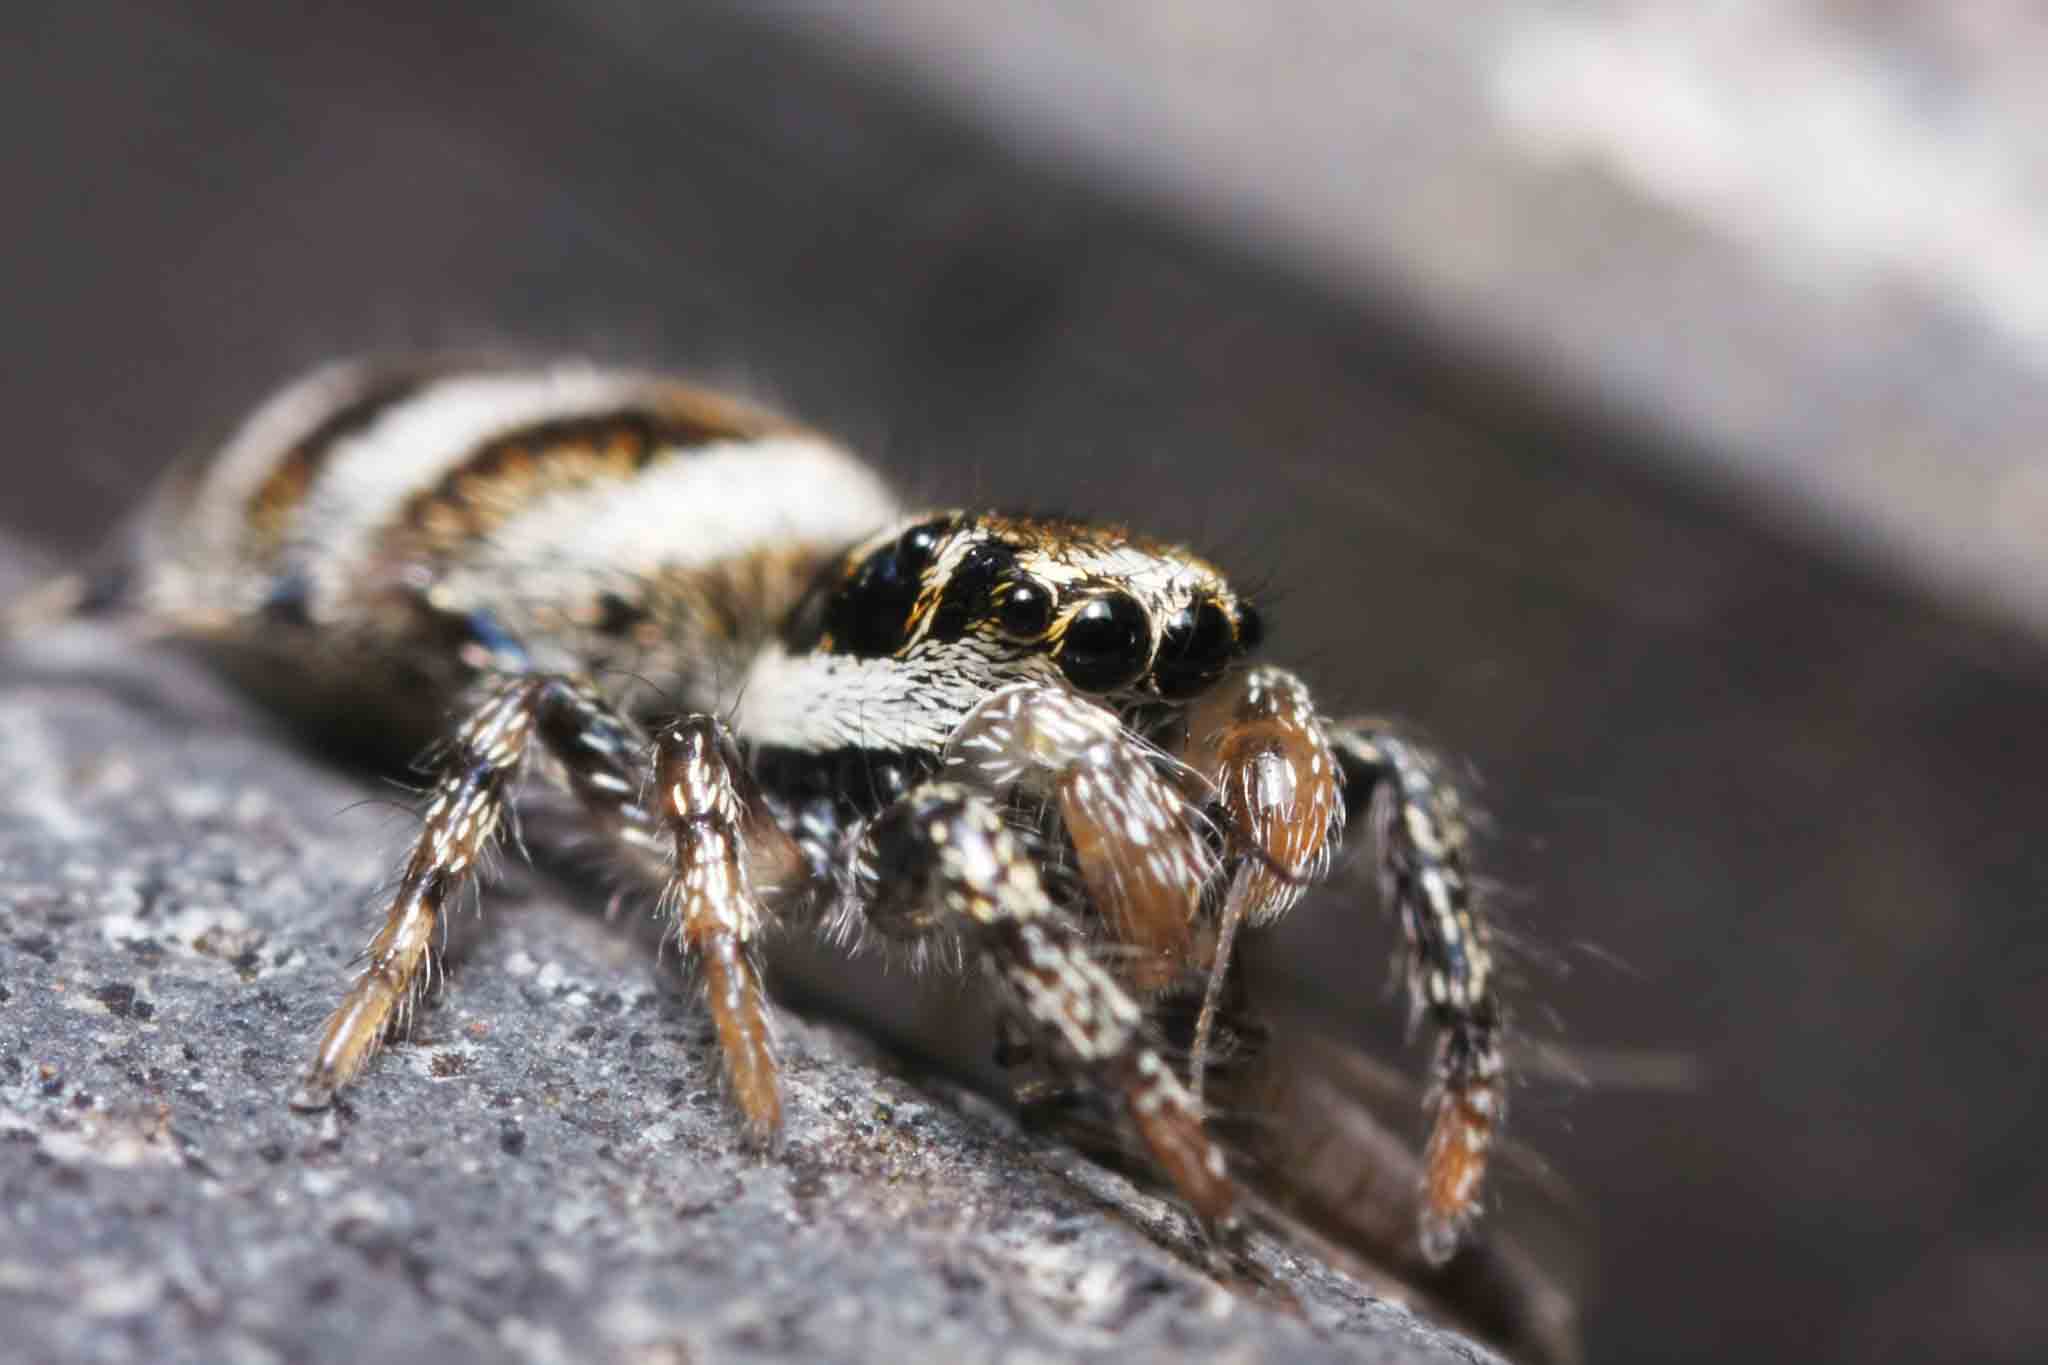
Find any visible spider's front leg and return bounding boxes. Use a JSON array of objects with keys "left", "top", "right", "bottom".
[
  {"left": 1177, "top": 665, "right": 1503, "bottom": 1266},
  {"left": 849, "top": 780, "right": 1236, "bottom": 1232},
  {"left": 294, "top": 673, "right": 660, "bottom": 1109},
  {"left": 1329, "top": 718, "right": 1503, "bottom": 1267},
  {"left": 942, "top": 683, "right": 1215, "bottom": 992}
]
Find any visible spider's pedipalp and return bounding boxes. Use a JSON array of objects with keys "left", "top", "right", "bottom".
[
  {"left": 1180, "top": 665, "right": 1344, "bottom": 923},
  {"left": 944, "top": 682, "right": 1215, "bottom": 988},
  {"left": 1332, "top": 720, "right": 1503, "bottom": 1266},
  {"left": 1170, "top": 665, "right": 1344, "bottom": 1103},
  {"left": 852, "top": 780, "right": 1236, "bottom": 1232}
]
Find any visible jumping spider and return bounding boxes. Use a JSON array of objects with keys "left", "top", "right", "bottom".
[{"left": 36, "top": 358, "right": 1506, "bottom": 1269}]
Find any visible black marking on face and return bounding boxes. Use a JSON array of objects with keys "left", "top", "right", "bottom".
[
  {"left": 812, "top": 516, "right": 956, "bottom": 657},
  {"left": 925, "top": 538, "right": 1018, "bottom": 644},
  {"left": 1057, "top": 591, "right": 1153, "bottom": 692}
]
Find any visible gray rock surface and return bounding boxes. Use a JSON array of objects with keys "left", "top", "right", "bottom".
[{"left": 0, "top": 606, "right": 1498, "bottom": 1364}]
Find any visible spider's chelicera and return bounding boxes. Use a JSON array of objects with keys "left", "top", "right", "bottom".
[{"left": 74, "top": 359, "right": 1505, "bottom": 1265}]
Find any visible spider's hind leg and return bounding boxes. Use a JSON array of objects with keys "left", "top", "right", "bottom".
[{"left": 295, "top": 673, "right": 660, "bottom": 1109}]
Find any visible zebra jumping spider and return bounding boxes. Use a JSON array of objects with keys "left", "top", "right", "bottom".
[{"left": 38, "top": 358, "right": 1506, "bottom": 1267}]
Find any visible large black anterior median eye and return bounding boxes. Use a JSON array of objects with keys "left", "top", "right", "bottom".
[
  {"left": 1153, "top": 598, "right": 1234, "bottom": 698},
  {"left": 1056, "top": 591, "right": 1152, "bottom": 691}
]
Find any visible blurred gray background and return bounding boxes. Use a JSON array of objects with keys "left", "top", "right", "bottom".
[{"left": 5, "top": 3, "right": 2046, "bottom": 1362}]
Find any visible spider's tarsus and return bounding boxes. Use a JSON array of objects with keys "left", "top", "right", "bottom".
[
  {"left": 287, "top": 1080, "right": 337, "bottom": 1113},
  {"left": 1418, "top": 1210, "right": 1463, "bottom": 1269}
]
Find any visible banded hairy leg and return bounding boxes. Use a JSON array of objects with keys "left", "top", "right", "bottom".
[
  {"left": 650, "top": 716, "right": 804, "bottom": 1141},
  {"left": 1329, "top": 719, "right": 1503, "bottom": 1264},
  {"left": 848, "top": 780, "right": 1236, "bottom": 1230},
  {"left": 287, "top": 674, "right": 797, "bottom": 1135},
  {"left": 1171, "top": 667, "right": 1506, "bottom": 1265},
  {"left": 292, "top": 674, "right": 657, "bottom": 1108}
]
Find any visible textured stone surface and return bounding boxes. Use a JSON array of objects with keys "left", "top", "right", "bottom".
[{"left": 0, "top": 605, "right": 1498, "bottom": 1364}]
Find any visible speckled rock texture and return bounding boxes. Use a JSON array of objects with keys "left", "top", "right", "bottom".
[{"left": 0, "top": 605, "right": 1499, "bottom": 1365}]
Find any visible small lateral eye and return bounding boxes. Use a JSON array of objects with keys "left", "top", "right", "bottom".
[
  {"left": 1057, "top": 592, "right": 1151, "bottom": 691},
  {"left": 995, "top": 580, "right": 1053, "bottom": 639},
  {"left": 1153, "top": 599, "right": 1233, "bottom": 698}
]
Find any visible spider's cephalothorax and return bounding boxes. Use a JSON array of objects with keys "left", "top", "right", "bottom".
[{"left": 77, "top": 358, "right": 1505, "bottom": 1266}]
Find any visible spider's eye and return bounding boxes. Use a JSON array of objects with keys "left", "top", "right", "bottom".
[
  {"left": 828, "top": 518, "right": 947, "bottom": 655},
  {"left": 1057, "top": 592, "right": 1151, "bottom": 691},
  {"left": 1153, "top": 598, "right": 1234, "bottom": 698},
  {"left": 995, "top": 580, "right": 1054, "bottom": 639}
]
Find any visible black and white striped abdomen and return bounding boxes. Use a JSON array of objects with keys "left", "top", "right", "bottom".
[{"left": 137, "top": 359, "right": 903, "bottom": 694}]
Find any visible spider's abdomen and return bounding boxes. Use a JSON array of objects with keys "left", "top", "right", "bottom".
[{"left": 132, "top": 359, "right": 904, "bottom": 725}]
